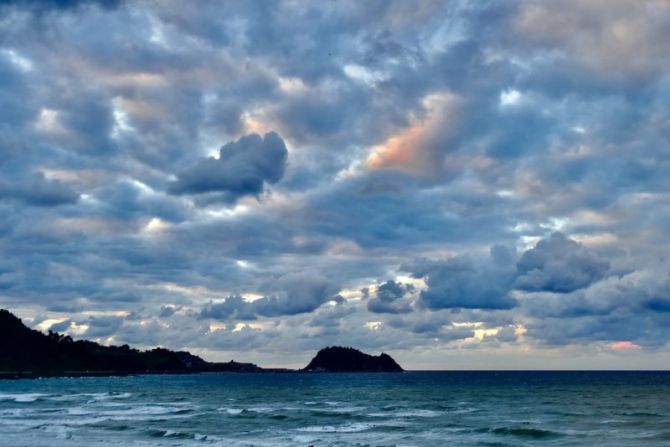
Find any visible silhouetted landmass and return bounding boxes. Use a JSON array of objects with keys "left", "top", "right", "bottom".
[
  {"left": 0, "top": 309, "right": 260, "bottom": 378},
  {"left": 303, "top": 346, "right": 403, "bottom": 372},
  {"left": 0, "top": 310, "right": 403, "bottom": 378}
]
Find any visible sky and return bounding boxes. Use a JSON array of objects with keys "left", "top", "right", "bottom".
[{"left": 1, "top": 0, "right": 669, "bottom": 369}]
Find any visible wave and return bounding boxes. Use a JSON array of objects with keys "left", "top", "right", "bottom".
[
  {"left": 0, "top": 393, "right": 48, "bottom": 403},
  {"left": 297, "top": 422, "right": 377, "bottom": 433},
  {"left": 368, "top": 409, "right": 441, "bottom": 418},
  {"left": 147, "top": 429, "right": 224, "bottom": 442},
  {"left": 489, "top": 426, "right": 563, "bottom": 439},
  {"left": 620, "top": 411, "right": 665, "bottom": 417},
  {"left": 0, "top": 392, "right": 132, "bottom": 404},
  {"left": 67, "top": 404, "right": 191, "bottom": 417}
]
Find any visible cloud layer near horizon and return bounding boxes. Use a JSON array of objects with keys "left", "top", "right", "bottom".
[{"left": 1, "top": 0, "right": 669, "bottom": 368}]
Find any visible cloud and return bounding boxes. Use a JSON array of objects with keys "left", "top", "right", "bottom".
[
  {"left": 200, "top": 295, "right": 257, "bottom": 321},
  {"left": 82, "top": 315, "right": 125, "bottom": 338},
  {"left": 168, "top": 132, "right": 288, "bottom": 202},
  {"left": 609, "top": 341, "right": 641, "bottom": 351},
  {"left": 408, "top": 248, "right": 518, "bottom": 311},
  {"left": 405, "top": 233, "right": 609, "bottom": 311},
  {"left": 0, "top": 0, "right": 669, "bottom": 367},
  {"left": 366, "top": 92, "right": 464, "bottom": 176},
  {"left": 515, "top": 232, "right": 610, "bottom": 293},
  {"left": 515, "top": 0, "right": 670, "bottom": 82},
  {"left": 521, "top": 270, "right": 670, "bottom": 347},
  {"left": 0, "top": 0, "right": 123, "bottom": 12},
  {"left": 367, "top": 280, "right": 414, "bottom": 314},
  {"left": 0, "top": 173, "right": 79, "bottom": 206},
  {"left": 48, "top": 319, "right": 72, "bottom": 333},
  {"left": 201, "top": 273, "right": 341, "bottom": 320},
  {"left": 159, "top": 305, "right": 181, "bottom": 318}
]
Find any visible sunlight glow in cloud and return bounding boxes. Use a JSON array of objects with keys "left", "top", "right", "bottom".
[{"left": 609, "top": 341, "right": 642, "bottom": 351}]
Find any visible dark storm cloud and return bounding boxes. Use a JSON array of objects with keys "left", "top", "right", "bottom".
[{"left": 169, "top": 132, "right": 288, "bottom": 201}]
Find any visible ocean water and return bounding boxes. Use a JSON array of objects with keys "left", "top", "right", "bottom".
[{"left": 1, "top": 371, "right": 669, "bottom": 446}]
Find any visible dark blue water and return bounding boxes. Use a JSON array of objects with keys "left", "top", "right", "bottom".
[{"left": 1, "top": 371, "right": 669, "bottom": 446}]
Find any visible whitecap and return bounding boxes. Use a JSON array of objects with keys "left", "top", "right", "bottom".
[
  {"left": 297, "top": 422, "right": 375, "bottom": 433},
  {"left": 0, "top": 393, "right": 48, "bottom": 403},
  {"left": 248, "top": 406, "right": 274, "bottom": 413},
  {"left": 394, "top": 409, "right": 442, "bottom": 418}
]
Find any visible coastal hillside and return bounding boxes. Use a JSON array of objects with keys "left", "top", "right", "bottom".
[
  {"left": 303, "top": 346, "right": 404, "bottom": 372},
  {"left": 0, "top": 309, "right": 260, "bottom": 376},
  {"left": 0, "top": 309, "right": 404, "bottom": 377}
]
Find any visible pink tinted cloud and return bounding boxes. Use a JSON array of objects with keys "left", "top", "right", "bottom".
[{"left": 609, "top": 341, "right": 641, "bottom": 351}]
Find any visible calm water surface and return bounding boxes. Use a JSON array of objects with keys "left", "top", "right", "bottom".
[{"left": 1, "top": 371, "right": 669, "bottom": 446}]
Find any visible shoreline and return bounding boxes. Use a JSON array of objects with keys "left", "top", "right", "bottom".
[
  {"left": 0, "top": 369, "right": 288, "bottom": 380},
  {"left": 2, "top": 369, "right": 669, "bottom": 381}
]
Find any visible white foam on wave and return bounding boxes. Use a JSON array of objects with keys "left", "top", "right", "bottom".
[
  {"left": 452, "top": 407, "right": 478, "bottom": 414},
  {"left": 297, "top": 422, "right": 376, "bottom": 433},
  {"left": 368, "top": 409, "right": 441, "bottom": 418},
  {"left": 47, "top": 403, "right": 197, "bottom": 426},
  {"left": 36, "top": 392, "right": 132, "bottom": 403},
  {"left": 248, "top": 406, "right": 274, "bottom": 413},
  {"left": 0, "top": 393, "right": 48, "bottom": 403},
  {"left": 219, "top": 406, "right": 275, "bottom": 414}
]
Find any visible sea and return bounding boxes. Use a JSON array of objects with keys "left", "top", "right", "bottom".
[{"left": 1, "top": 371, "right": 669, "bottom": 446}]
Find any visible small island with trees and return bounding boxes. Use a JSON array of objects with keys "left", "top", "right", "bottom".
[{"left": 303, "top": 346, "right": 404, "bottom": 372}]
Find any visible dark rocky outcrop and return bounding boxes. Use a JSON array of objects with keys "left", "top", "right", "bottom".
[
  {"left": 0, "top": 309, "right": 260, "bottom": 377},
  {"left": 303, "top": 346, "right": 403, "bottom": 372}
]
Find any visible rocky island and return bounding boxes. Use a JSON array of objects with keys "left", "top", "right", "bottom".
[{"left": 303, "top": 346, "right": 404, "bottom": 372}]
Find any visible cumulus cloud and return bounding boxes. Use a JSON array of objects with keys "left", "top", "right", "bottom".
[
  {"left": 521, "top": 270, "right": 670, "bottom": 347},
  {"left": 408, "top": 248, "right": 518, "bottom": 311},
  {"left": 515, "top": 232, "right": 610, "bottom": 293},
  {"left": 200, "top": 273, "right": 340, "bottom": 320},
  {"left": 168, "top": 132, "right": 288, "bottom": 202},
  {"left": 404, "top": 233, "right": 609, "bottom": 311},
  {"left": 367, "top": 280, "right": 414, "bottom": 314}
]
